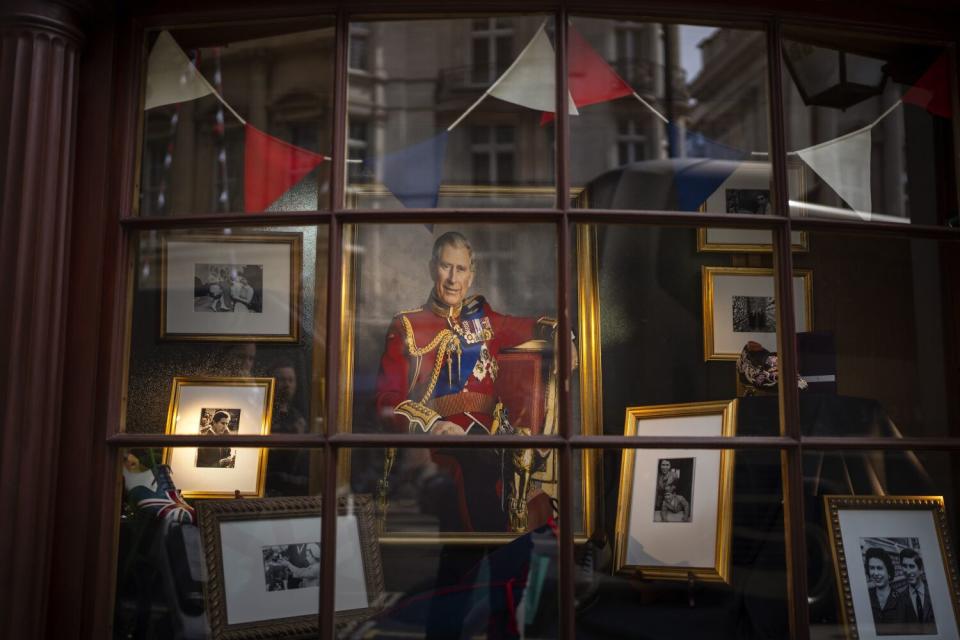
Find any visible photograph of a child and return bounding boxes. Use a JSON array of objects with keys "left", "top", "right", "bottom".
[
  {"left": 261, "top": 543, "right": 321, "bottom": 591},
  {"left": 194, "top": 263, "right": 263, "bottom": 313},
  {"left": 653, "top": 457, "right": 694, "bottom": 522}
]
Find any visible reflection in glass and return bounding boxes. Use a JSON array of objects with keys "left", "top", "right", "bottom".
[
  {"left": 124, "top": 225, "right": 327, "bottom": 435},
  {"left": 346, "top": 17, "right": 558, "bottom": 209},
  {"left": 783, "top": 30, "right": 956, "bottom": 225},
  {"left": 140, "top": 23, "right": 335, "bottom": 215},
  {"left": 569, "top": 19, "right": 772, "bottom": 213}
]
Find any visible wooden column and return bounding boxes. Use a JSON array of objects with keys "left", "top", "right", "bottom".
[{"left": 0, "top": 1, "right": 84, "bottom": 635}]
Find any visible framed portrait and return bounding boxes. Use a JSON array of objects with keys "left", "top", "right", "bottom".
[
  {"left": 697, "top": 158, "right": 808, "bottom": 253},
  {"left": 198, "top": 495, "right": 384, "bottom": 639},
  {"left": 613, "top": 400, "right": 737, "bottom": 582},
  {"left": 163, "top": 377, "right": 275, "bottom": 498},
  {"left": 337, "top": 223, "right": 599, "bottom": 544},
  {"left": 160, "top": 232, "right": 302, "bottom": 342},
  {"left": 702, "top": 265, "right": 813, "bottom": 361},
  {"left": 824, "top": 495, "right": 960, "bottom": 640}
]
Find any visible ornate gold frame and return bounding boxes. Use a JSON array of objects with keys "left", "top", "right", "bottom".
[
  {"left": 336, "top": 223, "right": 601, "bottom": 545},
  {"left": 701, "top": 265, "right": 814, "bottom": 361},
  {"left": 823, "top": 495, "right": 960, "bottom": 640},
  {"left": 197, "top": 495, "right": 384, "bottom": 639},
  {"left": 696, "top": 227, "right": 809, "bottom": 253},
  {"left": 613, "top": 400, "right": 737, "bottom": 583},
  {"left": 162, "top": 376, "right": 275, "bottom": 499},
  {"left": 159, "top": 232, "right": 303, "bottom": 342}
]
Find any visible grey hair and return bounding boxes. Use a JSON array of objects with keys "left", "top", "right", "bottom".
[{"left": 430, "top": 231, "right": 474, "bottom": 271}]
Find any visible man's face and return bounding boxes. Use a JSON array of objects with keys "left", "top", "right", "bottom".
[
  {"left": 868, "top": 558, "right": 889, "bottom": 588},
  {"left": 902, "top": 556, "right": 920, "bottom": 586},
  {"left": 274, "top": 366, "right": 297, "bottom": 403},
  {"left": 660, "top": 460, "right": 671, "bottom": 474},
  {"left": 431, "top": 244, "right": 473, "bottom": 308},
  {"left": 212, "top": 416, "right": 230, "bottom": 434}
]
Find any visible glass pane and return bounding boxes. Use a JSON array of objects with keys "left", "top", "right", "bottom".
[
  {"left": 804, "top": 450, "right": 960, "bottom": 638},
  {"left": 338, "top": 447, "right": 564, "bottom": 637},
  {"left": 575, "top": 224, "right": 802, "bottom": 437},
  {"left": 791, "top": 233, "right": 960, "bottom": 437},
  {"left": 339, "top": 223, "right": 559, "bottom": 436},
  {"left": 139, "top": 21, "right": 335, "bottom": 216},
  {"left": 112, "top": 447, "right": 323, "bottom": 639},
  {"left": 578, "top": 447, "right": 789, "bottom": 638},
  {"left": 570, "top": 18, "right": 773, "bottom": 213},
  {"left": 123, "top": 225, "right": 327, "bottom": 435},
  {"left": 783, "top": 29, "right": 957, "bottom": 225},
  {"left": 346, "top": 17, "right": 557, "bottom": 209}
]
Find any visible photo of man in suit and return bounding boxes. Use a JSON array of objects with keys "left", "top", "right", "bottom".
[{"left": 896, "top": 548, "right": 937, "bottom": 635}]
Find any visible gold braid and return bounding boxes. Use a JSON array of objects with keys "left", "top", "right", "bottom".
[{"left": 400, "top": 315, "right": 462, "bottom": 404}]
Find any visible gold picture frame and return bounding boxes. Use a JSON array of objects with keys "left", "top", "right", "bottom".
[
  {"left": 197, "top": 495, "right": 384, "bottom": 639},
  {"left": 162, "top": 376, "right": 275, "bottom": 499},
  {"left": 824, "top": 495, "right": 960, "bottom": 640},
  {"left": 702, "top": 265, "right": 814, "bottom": 361},
  {"left": 613, "top": 400, "right": 737, "bottom": 583},
  {"left": 696, "top": 227, "right": 809, "bottom": 253},
  {"left": 336, "top": 223, "right": 601, "bottom": 544},
  {"left": 160, "top": 232, "right": 302, "bottom": 342}
]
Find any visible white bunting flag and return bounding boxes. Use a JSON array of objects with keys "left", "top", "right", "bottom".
[
  {"left": 144, "top": 31, "right": 216, "bottom": 110},
  {"left": 796, "top": 127, "right": 873, "bottom": 221}
]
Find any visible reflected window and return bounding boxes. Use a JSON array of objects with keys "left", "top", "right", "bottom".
[
  {"left": 470, "top": 17, "right": 513, "bottom": 85},
  {"left": 470, "top": 125, "right": 515, "bottom": 184}
]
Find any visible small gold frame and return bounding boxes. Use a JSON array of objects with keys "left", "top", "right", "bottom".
[
  {"left": 701, "top": 265, "right": 814, "bottom": 361},
  {"left": 696, "top": 227, "right": 809, "bottom": 253},
  {"left": 160, "top": 232, "right": 302, "bottom": 343},
  {"left": 824, "top": 495, "right": 960, "bottom": 640},
  {"left": 162, "top": 376, "right": 275, "bottom": 499},
  {"left": 613, "top": 400, "right": 737, "bottom": 583}
]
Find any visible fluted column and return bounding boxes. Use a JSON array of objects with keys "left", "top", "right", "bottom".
[{"left": 0, "top": 2, "right": 83, "bottom": 635}]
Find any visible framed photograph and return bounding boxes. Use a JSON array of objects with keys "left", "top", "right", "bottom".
[
  {"left": 198, "top": 495, "right": 384, "bottom": 639},
  {"left": 163, "top": 377, "right": 275, "bottom": 498},
  {"left": 161, "top": 232, "right": 302, "bottom": 342},
  {"left": 702, "top": 266, "right": 813, "bottom": 361},
  {"left": 697, "top": 158, "right": 809, "bottom": 253},
  {"left": 337, "top": 223, "right": 599, "bottom": 544},
  {"left": 613, "top": 400, "right": 737, "bottom": 582},
  {"left": 824, "top": 495, "right": 960, "bottom": 640}
]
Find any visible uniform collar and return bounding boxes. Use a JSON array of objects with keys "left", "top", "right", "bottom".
[{"left": 427, "top": 290, "right": 463, "bottom": 320}]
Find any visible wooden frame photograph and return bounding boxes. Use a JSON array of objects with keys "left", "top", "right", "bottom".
[
  {"left": 337, "top": 222, "right": 600, "bottom": 544},
  {"left": 824, "top": 495, "right": 960, "bottom": 640},
  {"left": 696, "top": 157, "right": 809, "bottom": 253},
  {"left": 198, "top": 495, "right": 384, "bottom": 639},
  {"left": 162, "top": 376, "right": 275, "bottom": 499},
  {"left": 160, "top": 232, "right": 302, "bottom": 342},
  {"left": 702, "top": 265, "right": 813, "bottom": 361},
  {"left": 613, "top": 400, "right": 737, "bottom": 583}
]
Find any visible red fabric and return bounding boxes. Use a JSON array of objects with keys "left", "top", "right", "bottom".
[
  {"left": 902, "top": 52, "right": 952, "bottom": 118},
  {"left": 541, "top": 25, "right": 634, "bottom": 124},
  {"left": 243, "top": 124, "right": 326, "bottom": 212}
]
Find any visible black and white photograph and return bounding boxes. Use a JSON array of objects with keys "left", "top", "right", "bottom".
[
  {"left": 702, "top": 266, "right": 812, "bottom": 360},
  {"left": 732, "top": 295, "right": 776, "bottom": 333},
  {"left": 196, "top": 407, "right": 240, "bottom": 469},
  {"left": 262, "top": 543, "right": 320, "bottom": 591},
  {"left": 859, "top": 537, "right": 938, "bottom": 636},
  {"left": 725, "top": 188, "right": 771, "bottom": 214},
  {"left": 825, "top": 496, "right": 960, "bottom": 640},
  {"left": 615, "top": 400, "right": 736, "bottom": 583},
  {"left": 194, "top": 263, "right": 263, "bottom": 313},
  {"left": 653, "top": 457, "right": 694, "bottom": 523},
  {"left": 163, "top": 377, "right": 275, "bottom": 498},
  {"left": 161, "top": 233, "right": 301, "bottom": 342}
]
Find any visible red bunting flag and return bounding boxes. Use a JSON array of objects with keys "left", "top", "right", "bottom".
[
  {"left": 541, "top": 26, "right": 635, "bottom": 124},
  {"left": 902, "top": 52, "right": 952, "bottom": 118},
  {"left": 243, "top": 124, "right": 326, "bottom": 212}
]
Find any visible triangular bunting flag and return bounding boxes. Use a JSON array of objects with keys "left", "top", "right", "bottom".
[
  {"left": 243, "top": 124, "right": 326, "bottom": 213},
  {"left": 903, "top": 52, "right": 952, "bottom": 118},
  {"left": 144, "top": 31, "right": 216, "bottom": 110},
  {"left": 541, "top": 26, "right": 634, "bottom": 124},
  {"left": 488, "top": 24, "right": 578, "bottom": 114},
  {"left": 668, "top": 123, "right": 749, "bottom": 211},
  {"left": 381, "top": 132, "right": 449, "bottom": 208},
  {"left": 796, "top": 128, "right": 872, "bottom": 220}
]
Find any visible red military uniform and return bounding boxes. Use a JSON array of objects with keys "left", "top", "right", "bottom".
[{"left": 375, "top": 293, "right": 554, "bottom": 531}]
